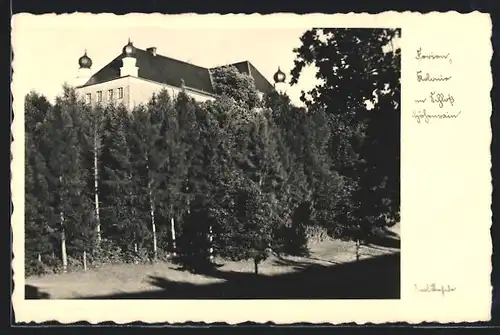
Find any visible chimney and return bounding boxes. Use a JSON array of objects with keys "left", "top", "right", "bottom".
[{"left": 147, "top": 47, "right": 157, "bottom": 56}]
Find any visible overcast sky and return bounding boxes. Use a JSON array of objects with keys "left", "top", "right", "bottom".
[{"left": 13, "top": 14, "right": 322, "bottom": 107}]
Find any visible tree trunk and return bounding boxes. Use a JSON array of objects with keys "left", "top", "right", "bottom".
[
  {"left": 145, "top": 159, "right": 158, "bottom": 261},
  {"left": 148, "top": 181, "right": 157, "bottom": 261},
  {"left": 60, "top": 210, "right": 67, "bottom": 273},
  {"left": 83, "top": 250, "right": 87, "bottom": 271},
  {"left": 37, "top": 253, "right": 41, "bottom": 263},
  {"left": 171, "top": 217, "right": 177, "bottom": 256},
  {"left": 254, "top": 258, "right": 259, "bottom": 275},
  {"left": 93, "top": 134, "right": 101, "bottom": 245},
  {"left": 356, "top": 239, "right": 360, "bottom": 261},
  {"left": 152, "top": 216, "right": 157, "bottom": 261},
  {"left": 208, "top": 224, "right": 214, "bottom": 262}
]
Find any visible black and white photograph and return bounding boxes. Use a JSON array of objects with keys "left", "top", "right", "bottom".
[
  {"left": 12, "top": 11, "right": 495, "bottom": 324},
  {"left": 18, "top": 18, "right": 402, "bottom": 301}
]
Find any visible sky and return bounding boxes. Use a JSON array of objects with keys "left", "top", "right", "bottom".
[{"left": 12, "top": 14, "right": 322, "bottom": 107}]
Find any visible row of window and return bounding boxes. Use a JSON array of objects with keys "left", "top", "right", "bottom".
[{"left": 85, "top": 87, "right": 124, "bottom": 104}]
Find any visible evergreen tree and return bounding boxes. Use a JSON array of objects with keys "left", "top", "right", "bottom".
[
  {"left": 176, "top": 92, "right": 216, "bottom": 268},
  {"left": 264, "top": 91, "right": 311, "bottom": 254},
  {"left": 25, "top": 92, "right": 55, "bottom": 273},
  {"left": 43, "top": 86, "right": 97, "bottom": 272},
  {"left": 202, "top": 97, "right": 244, "bottom": 263},
  {"left": 79, "top": 103, "right": 106, "bottom": 245},
  {"left": 139, "top": 90, "right": 186, "bottom": 257},
  {"left": 217, "top": 109, "right": 288, "bottom": 273},
  {"left": 128, "top": 104, "right": 161, "bottom": 260},
  {"left": 100, "top": 103, "right": 148, "bottom": 258}
]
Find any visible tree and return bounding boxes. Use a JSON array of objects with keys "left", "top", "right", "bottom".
[
  {"left": 25, "top": 92, "right": 55, "bottom": 272},
  {"left": 100, "top": 103, "right": 149, "bottom": 258},
  {"left": 201, "top": 97, "right": 245, "bottom": 262},
  {"left": 264, "top": 91, "right": 312, "bottom": 255},
  {"left": 79, "top": 103, "right": 106, "bottom": 245},
  {"left": 128, "top": 104, "right": 163, "bottom": 260},
  {"left": 176, "top": 92, "right": 218, "bottom": 269},
  {"left": 43, "top": 86, "right": 97, "bottom": 272},
  {"left": 217, "top": 108, "right": 288, "bottom": 274},
  {"left": 210, "top": 65, "right": 261, "bottom": 110},
  {"left": 290, "top": 28, "right": 401, "bottom": 248}
]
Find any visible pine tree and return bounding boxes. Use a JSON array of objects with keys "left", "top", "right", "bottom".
[
  {"left": 264, "top": 91, "right": 311, "bottom": 254},
  {"left": 128, "top": 105, "right": 159, "bottom": 260},
  {"left": 159, "top": 91, "right": 187, "bottom": 256},
  {"left": 217, "top": 109, "right": 288, "bottom": 273},
  {"left": 25, "top": 92, "right": 55, "bottom": 273},
  {"left": 80, "top": 103, "right": 105, "bottom": 246},
  {"left": 201, "top": 97, "right": 244, "bottom": 263},
  {"left": 43, "top": 86, "right": 97, "bottom": 272},
  {"left": 176, "top": 92, "right": 216, "bottom": 268},
  {"left": 101, "top": 103, "right": 149, "bottom": 258}
]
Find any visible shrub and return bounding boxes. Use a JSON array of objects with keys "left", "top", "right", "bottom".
[
  {"left": 305, "top": 225, "right": 332, "bottom": 244},
  {"left": 88, "top": 239, "right": 123, "bottom": 266}
]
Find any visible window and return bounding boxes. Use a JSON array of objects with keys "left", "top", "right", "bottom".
[
  {"left": 108, "top": 89, "right": 114, "bottom": 101},
  {"left": 85, "top": 93, "right": 91, "bottom": 104},
  {"left": 118, "top": 87, "right": 123, "bottom": 99},
  {"left": 97, "top": 91, "right": 102, "bottom": 102}
]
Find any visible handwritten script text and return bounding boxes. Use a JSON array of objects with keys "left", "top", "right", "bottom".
[
  {"left": 413, "top": 47, "right": 461, "bottom": 124},
  {"left": 414, "top": 283, "right": 457, "bottom": 296}
]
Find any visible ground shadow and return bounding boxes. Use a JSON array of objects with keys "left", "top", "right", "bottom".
[
  {"left": 366, "top": 225, "right": 401, "bottom": 249},
  {"left": 79, "top": 252, "right": 400, "bottom": 300},
  {"left": 169, "top": 254, "right": 225, "bottom": 274},
  {"left": 25, "top": 284, "right": 51, "bottom": 299},
  {"left": 366, "top": 235, "right": 400, "bottom": 249}
]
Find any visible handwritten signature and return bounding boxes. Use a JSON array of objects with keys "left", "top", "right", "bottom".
[{"left": 415, "top": 283, "right": 456, "bottom": 296}]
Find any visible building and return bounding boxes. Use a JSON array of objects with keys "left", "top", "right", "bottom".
[{"left": 74, "top": 39, "right": 287, "bottom": 109}]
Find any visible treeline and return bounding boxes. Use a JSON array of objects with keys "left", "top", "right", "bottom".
[
  {"left": 25, "top": 27, "right": 401, "bottom": 276},
  {"left": 25, "top": 82, "right": 346, "bottom": 275}
]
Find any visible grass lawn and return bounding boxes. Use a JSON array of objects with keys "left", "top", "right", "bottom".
[{"left": 25, "top": 225, "right": 400, "bottom": 300}]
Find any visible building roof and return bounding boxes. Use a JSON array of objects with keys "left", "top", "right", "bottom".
[
  {"left": 83, "top": 48, "right": 274, "bottom": 96},
  {"left": 84, "top": 48, "right": 215, "bottom": 94},
  {"left": 210, "top": 61, "right": 275, "bottom": 94}
]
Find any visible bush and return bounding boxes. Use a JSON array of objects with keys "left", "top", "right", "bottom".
[
  {"left": 25, "top": 258, "right": 47, "bottom": 277},
  {"left": 88, "top": 239, "right": 123, "bottom": 266},
  {"left": 156, "top": 247, "right": 173, "bottom": 262},
  {"left": 122, "top": 245, "right": 151, "bottom": 264},
  {"left": 273, "top": 224, "right": 309, "bottom": 257},
  {"left": 305, "top": 225, "right": 332, "bottom": 244}
]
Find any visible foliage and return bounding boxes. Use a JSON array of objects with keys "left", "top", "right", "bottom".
[
  {"left": 25, "top": 29, "right": 400, "bottom": 275},
  {"left": 290, "top": 28, "right": 401, "bottom": 242},
  {"left": 25, "top": 92, "right": 55, "bottom": 263},
  {"left": 210, "top": 65, "right": 261, "bottom": 110}
]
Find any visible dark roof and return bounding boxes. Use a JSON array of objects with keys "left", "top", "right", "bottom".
[
  {"left": 210, "top": 61, "right": 275, "bottom": 94},
  {"left": 247, "top": 62, "right": 275, "bottom": 94},
  {"left": 84, "top": 48, "right": 274, "bottom": 95},
  {"left": 84, "top": 48, "right": 215, "bottom": 94}
]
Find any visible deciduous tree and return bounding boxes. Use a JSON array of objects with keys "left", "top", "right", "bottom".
[{"left": 290, "top": 28, "right": 401, "bottom": 246}]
